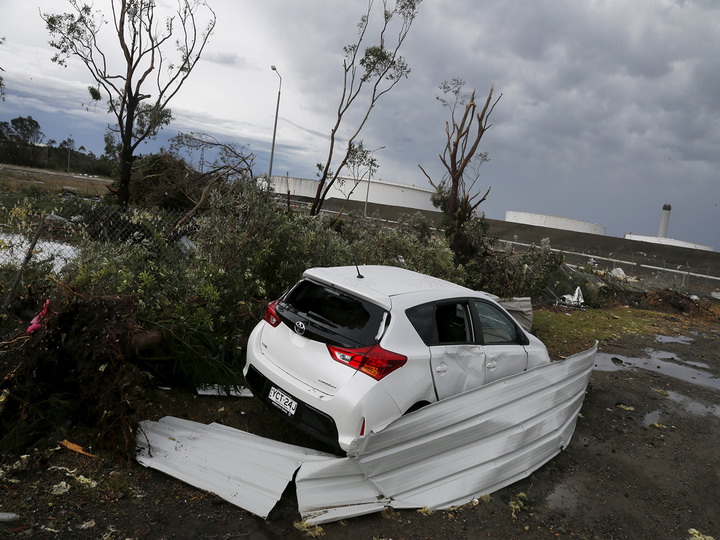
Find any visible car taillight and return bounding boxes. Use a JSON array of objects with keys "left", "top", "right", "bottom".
[
  {"left": 264, "top": 299, "right": 281, "bottom": 327},
  {"left": 327, "top": 344, "right": 407, "bottom": 381}
]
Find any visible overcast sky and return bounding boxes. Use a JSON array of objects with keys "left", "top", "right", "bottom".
[{"left": 1, "top": 0, "right": 719, "bottom": 249}]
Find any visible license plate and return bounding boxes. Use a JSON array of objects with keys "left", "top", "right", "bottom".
[{"left": 268, "top": 386, "right": 297, "bottom": 416}]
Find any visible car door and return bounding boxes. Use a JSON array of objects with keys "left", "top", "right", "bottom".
[
  {"left": 471, "top": 299, "right": 528, "bottom": 384},
  {"left": 425, "top": 301, "right": 487, "bottom": 400}
]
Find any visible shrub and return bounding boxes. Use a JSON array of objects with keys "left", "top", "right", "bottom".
[
  {"left": 456, "top": 217, "right": 564, "bottom": 299},
  {"left": 64, "top": 208, "right": 242, "bottom": 388}
]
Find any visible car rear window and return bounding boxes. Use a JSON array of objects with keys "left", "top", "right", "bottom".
[{"left": 276, "top": 279, "right": 389, "bottom": 347}]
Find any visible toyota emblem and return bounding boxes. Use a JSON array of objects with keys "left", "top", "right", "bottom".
[{"left": 294, "top": 321, "right": 306, "bottom": 336}]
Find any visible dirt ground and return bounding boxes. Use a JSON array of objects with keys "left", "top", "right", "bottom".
[{"left": 1, "top": 300, "right": 719, "bottom": 539}]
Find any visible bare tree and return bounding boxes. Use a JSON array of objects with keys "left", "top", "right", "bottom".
[
  {"left": 42, "top": 0, "right": 216, "bottom": 207},
  {"left": 309, "top": 0, "right": 421, "bottom": 216},
  {"left": 420, "top": 78, "right": 501, "bottom": 235}
]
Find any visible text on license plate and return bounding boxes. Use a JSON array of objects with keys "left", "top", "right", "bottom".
[{"left": 268, "top": 386, "right": 298, "bottom": 416}]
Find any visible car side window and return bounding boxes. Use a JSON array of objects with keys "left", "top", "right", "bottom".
[
  {"left": 405, "top": 302, "right": 434, "bottom": 344},
  {"left": 473, "top": 300, "right": 520, "bottom": 344},
  {"left": 435, "top": 302, "right": 473, "bottom": 344},
  {"left": 407, "top": 301, "right": 473, "bottom": 345}
]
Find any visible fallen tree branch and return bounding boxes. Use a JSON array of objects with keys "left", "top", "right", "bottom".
[
  {"left": 2, "top": 216, "right": 45, "bottom": 312},
  {"left": 47, "top": 275, "right": 87, "bottom": 300}
]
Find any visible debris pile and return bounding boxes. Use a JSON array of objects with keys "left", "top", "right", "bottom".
[{"left": 0, "top": 297, "right": 148, "bottom": 458}]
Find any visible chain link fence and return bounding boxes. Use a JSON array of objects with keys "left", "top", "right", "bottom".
[
  {"left": 0, "top": 196, "right": 187, "bottom": 298},
  {"left": 498, "top": 238, "right": 720, "bottom": 296},
  {"left": 2, "top": 195, "right": 719, "bottom": 303}
]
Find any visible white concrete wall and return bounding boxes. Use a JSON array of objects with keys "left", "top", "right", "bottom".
[
  {"left": 270, "top": 175, "right": 438, "bottom": 213},
  {"left": 624, "top": 233, "right": 714, "bottom": 252},
  {"left": 505, "top": 211, "right": 606, "bottom": 235}
]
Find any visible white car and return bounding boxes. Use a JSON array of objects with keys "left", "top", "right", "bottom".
[{"left": 243, "top": 265, "right": 550, "bottom": 452}]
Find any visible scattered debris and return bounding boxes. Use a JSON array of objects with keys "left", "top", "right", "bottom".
[
  {"left": 0, "top": 389, "right": 8, "bottom": 414},
  {"left": 25, "top": 299, "right": 50, "bottom": 334},
  {"left": 558, "top": 286, "right": 584, "bottom": 308},
  {"left": 688, "top": 528, "right": 716, "bottom": 540},
  {"left": 196, "top": 384, "right": 253, "bottom": 398},
  {"left": 508, "top": 492, "right": 528, "bottom": 518},
  {"left": 649, "top": 423, "right": 674, "bottom": 430},
  {"left": 0, "top": 297, "right": 150, "bottom": 457},
  {"left": 609, "top": 267, "right": 627, "bottom": 281},
  {"left": 59, "top": 439, "right": 97, "bottom": 457},
  {"left": 294, "top": 521, "right": 325, "bottom": 537},
  {"left": 51, "top": 481, "right": 71, "bottom": 495}
]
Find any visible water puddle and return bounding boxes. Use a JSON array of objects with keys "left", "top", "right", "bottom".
[
  {"left": 594, "top": 351, "right": 720, "bottom": 391},
  {"left": 546, "top": 481, "right": 580, "bottom": 511},
  {"left": 642, "top": 391, "right": 720, "bottom": 425},
  {"left": 654, "top": 334, "right": 694, "bottom": 345},
  {"left": 666, "top": 391, "right": 720, "bottom": 418},
  {"left": 643, "top": 410, "right": 662, "bottom": 426},
  {"left": 643, "top": 349, "right": 711, "bottom": 370}
]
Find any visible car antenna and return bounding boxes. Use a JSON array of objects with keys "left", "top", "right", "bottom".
[{"left": 355, "top": 264, "right": 364, "bottom": 279}]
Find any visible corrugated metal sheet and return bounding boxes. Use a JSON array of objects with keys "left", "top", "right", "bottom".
[
  {"left": 136, "top": 344, "right": 597, "bottom": 525},
  {"left": 136, "top": 416, "right": 335, "bottom": 518},
  {"left": 498, "top": 297, "right": 534, "bottom": 331},
  {"left": 297, "top": 343, "right": 597, "bottom": 523}
]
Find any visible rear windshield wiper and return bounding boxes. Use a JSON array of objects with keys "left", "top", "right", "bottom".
[{"left": 307, "top": 311, "right": 339, "bottom": 328}]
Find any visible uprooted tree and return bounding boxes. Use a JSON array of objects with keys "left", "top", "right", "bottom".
[
  {"left": 310, "top": 0, "right": 421, "bottom": 216},
  {"left": 420, "top": 78, "right": 501, "bottom": 255},
  {"left": 42, "top": 0, "right": 217, "bottom": 207}
]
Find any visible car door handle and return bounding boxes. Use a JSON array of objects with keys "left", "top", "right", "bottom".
[
  {"left": 435, "top": 363, "right": 448, "bottom": 373},
  {"left": 486, "top": 360, "right": 497, "bottom": 371}
]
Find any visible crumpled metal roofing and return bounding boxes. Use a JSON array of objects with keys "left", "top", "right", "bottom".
[
  {"left": 136, "top": 416, "right": 334, "bottom": 518},
  {"left": 137, "top": 343, "right": 597, "bottom": 524}
]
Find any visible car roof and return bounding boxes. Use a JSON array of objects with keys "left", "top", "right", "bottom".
[{"left": 303, "top": 265, "right": 488, "bottom": 310}]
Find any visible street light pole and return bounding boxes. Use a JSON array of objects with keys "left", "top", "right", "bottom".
[{"left": 268, "top": 65, "right": 282, "bottom": 178}]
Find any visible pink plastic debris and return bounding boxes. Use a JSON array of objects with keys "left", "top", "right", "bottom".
[{"left": 26, "top": 299, "right": 51, "bottom": 334}]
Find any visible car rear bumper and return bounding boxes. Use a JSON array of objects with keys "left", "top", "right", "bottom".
[
  {"left": 243, "top": 321, "right": 405, "bottom": 451},
  {"left": 244, "top": 364, "right": 341, "bottom": 451}
]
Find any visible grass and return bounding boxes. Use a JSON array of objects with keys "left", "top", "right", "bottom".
[
  {"left": 532, "top": 306, "right": 669, "bottom": 358},
  {"left": 0, "top": 164, "right": 112, "bottom": 199}
]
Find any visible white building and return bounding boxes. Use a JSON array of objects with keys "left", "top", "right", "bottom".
[
  {"left": 269, "top": 175, "right": 438, "bottom": 215},
  {"left": 505, "top": 211, "right": 606, "bottom": 236}
]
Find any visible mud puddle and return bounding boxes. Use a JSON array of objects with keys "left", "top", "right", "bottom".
[
  {"left": 594, "top": 334, "right": 719, "bottom": 391},
  {"left": 643, "top": 390, "right": 720, "bottom": 427}
]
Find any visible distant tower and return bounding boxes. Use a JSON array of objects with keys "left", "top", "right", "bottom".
[{"left": 658, "top": 204, "right": 671, "bottom": 238}]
